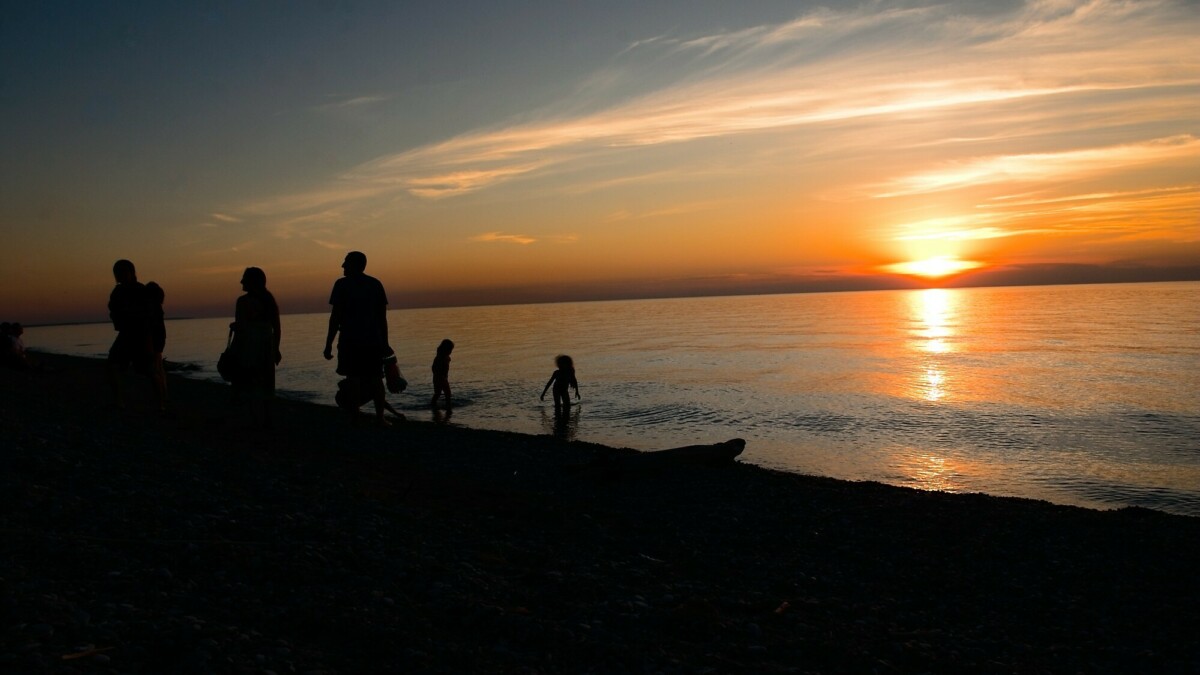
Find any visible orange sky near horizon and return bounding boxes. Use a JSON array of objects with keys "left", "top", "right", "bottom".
[{"left": 2, "top": 1, "right": 1198, "bottom": 324}]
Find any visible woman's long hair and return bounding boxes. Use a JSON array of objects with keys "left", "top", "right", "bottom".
[{"left": 242, "top": 267, "right": 279, "bottom": 318}]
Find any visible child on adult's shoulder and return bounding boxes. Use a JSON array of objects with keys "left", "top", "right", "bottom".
[
  {"left": 540, "top": 354, "right": 580, "bottom": 409},
  {"left": 431, "top": 338, "right": 454, "bottom": 408}
]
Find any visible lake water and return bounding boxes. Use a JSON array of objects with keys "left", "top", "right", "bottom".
[{"left": 29, "top": 281, "right": 1200, "bottom": 516}]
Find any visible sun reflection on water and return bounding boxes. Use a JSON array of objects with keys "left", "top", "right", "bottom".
[
  {"left": 914, "top": 289, "right": 955, "bottom": 352},
  {"left": 924, "top": 368, "right": 945, "bottom": 401},
  {"left": 906, "top": 289, "right": 960, "bottom": 402},
  {"left": 897, "top": 452, "right": 967, "bottom": 493}
]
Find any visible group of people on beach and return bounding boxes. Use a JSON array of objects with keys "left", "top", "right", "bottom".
[{"left": 104, "top": 252, "right": 581, "bottom": 428}]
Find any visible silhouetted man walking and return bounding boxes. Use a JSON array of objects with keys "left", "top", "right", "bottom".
[{"left": 323, "top": 251, "right": 391, "bottom": 425}]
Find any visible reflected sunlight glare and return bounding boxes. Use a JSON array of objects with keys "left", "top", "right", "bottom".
[
  {"left": 906, "top": 289, "right": 960, "bottom": 402},
  {"left": 916, "top": 289, "right": 955, "bottom": 351},
  {"left": 896, "top": 452, "right": 967, "bottom": 493},
  {"left": 924, "top": 367, "right": 946, "bottom": 402}
]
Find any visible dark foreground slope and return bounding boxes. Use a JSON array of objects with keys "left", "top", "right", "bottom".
[{"left": 3, "top": 354, "right": 1198, "bottom": 674}]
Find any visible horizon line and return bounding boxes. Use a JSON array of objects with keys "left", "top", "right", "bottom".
[{"left": 24, "top": 275, "right": 1200, "bottom": 328}]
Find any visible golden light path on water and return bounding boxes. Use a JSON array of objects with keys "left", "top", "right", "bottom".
[
  {"left": 913, "top": 289, "right": 955, "bottom": 402},
  {"left": 899, "top": 289, "right": 963, "bottom": 491}
]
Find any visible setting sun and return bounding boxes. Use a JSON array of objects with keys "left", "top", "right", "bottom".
[{"left": 883, "top": 257, "right": 985, "bottom": 279}]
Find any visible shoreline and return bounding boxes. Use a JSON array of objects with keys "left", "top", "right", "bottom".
[{"left": 4, "top": 353, "right": 1199, "bottom": 673}]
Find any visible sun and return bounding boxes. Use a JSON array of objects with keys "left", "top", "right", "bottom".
[{"left": 883, "top": 256, "right": 984, "bottom": 279}]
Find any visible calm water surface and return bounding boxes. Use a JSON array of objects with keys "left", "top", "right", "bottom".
[{"left": 30, "top": 282, "right": 1200, "bottom": 516}]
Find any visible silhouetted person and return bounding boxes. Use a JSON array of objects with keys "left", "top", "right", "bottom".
[
  {"left": 2, "top": 322, "right": 28, "bottom": 370},
  {"left": 231, "top": 267, "right": 282, "bottom": 429},
  {"left": 107, "top": 260, "right": 165, "bottom": 411},
  {"left": 431, "top": 338, "right": 454, "bottom": 409},
  {"left": 541, "top": 354, "right": 580, "bottom": 411},
  {"left": 323, "top": 251, "right": 392, "bottom": 425},
  {"left": 145, "top": 281, "right": 169, "bottom": 407},
  {"left": 3, "top": 322, "right": 50, "bottom": 372}
]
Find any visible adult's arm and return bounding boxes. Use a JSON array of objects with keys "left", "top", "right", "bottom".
[
  {"left": 377, "top": 281, "right": 389, "bottom": 350},
  {"left": 324, "top": 304, "right": 340, "bottom": 360},
  {"left": 271, "top": 303, "right": 282, "bottom": 364}
]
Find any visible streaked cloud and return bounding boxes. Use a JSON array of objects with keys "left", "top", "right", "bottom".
[
  {"left": 315, "top": 94, "right": 392, "bottom": 111},
  {"left": 231, "top": 0, "right": 1197, "bottom": 233},
  {"left": 185, "top": 264, "right": 257, "bottom": 277},
  {"left": 311, "top": 239, "right": 347, "bottom": 251},
  {"left": 894, "top": 224, "right": 1051, "bottom": 242},
  {"left": 605, "top": 201, "right": 724, "bottom": 222},
  {"left": 471, "top": 232, "right": 537, "bottom": 245},
  {"left": 876, "top": 136, "right": 1200, "bottom": 197}
]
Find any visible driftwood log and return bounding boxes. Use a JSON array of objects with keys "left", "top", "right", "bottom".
[{"left": 596, "top": 438, "right": 745, "bottom": 476}]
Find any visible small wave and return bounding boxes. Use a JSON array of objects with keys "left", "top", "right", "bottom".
[
  {"left": 1043, "top": 477, "right": 1200, "bottom": 517},
  {"left": 787, "top": 413, "right": 860, "bottom": 434},
  {"left": 593, "top": 403, "right": 726, "bottom": 427}
]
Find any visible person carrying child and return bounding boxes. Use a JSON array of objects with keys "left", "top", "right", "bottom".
[
  {"left": 540, "top": 354, "right": 580, "bottom": 411},
  {"left": 323, "top": 251, "right": 393, "bottom": 426},
  {"left": 106, "top": 259, "right": 167, "bottom": 412}
]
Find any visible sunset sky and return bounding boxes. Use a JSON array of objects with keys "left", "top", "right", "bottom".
[{"left": 2, "top": 0, "right": 1197, "bottom": 323}]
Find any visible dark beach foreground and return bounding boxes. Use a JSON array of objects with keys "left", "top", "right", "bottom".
[{"left": 3, "top": 354, "right": 1198, "bottom": 674}]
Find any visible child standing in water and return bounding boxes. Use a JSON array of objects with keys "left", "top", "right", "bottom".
[
  {"left": 431, "top": 339, "right": 454, "bottom": 408},
  {"left": 541, "top": 354, "right": 580, "bottom": 410}
]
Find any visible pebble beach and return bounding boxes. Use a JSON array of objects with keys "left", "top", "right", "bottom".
[{"left": 3, "top": 352, "right": 1199, "bottom": 674}]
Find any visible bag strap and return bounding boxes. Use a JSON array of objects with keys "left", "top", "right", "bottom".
[{"left": 225, "top": 324, "right": 235, "bottom": 349}]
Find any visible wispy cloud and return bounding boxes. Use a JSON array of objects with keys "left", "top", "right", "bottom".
[
  {"left": 605, "top": 200, "right": 723, "bottom": 221},
  {"left": 230, "top": 0, "right": 1199, "bottom": 237},
  {"left": 185, "top": 264, "right": 256, "bottom": 277},
  {"left": 315, "top": 94, "right": 392, "bottom": 111},
  {"left": 311, "top": 239, "right": 347, "bottom": 251},
  {"left": 470, "top": 232, "right": 537, "bottom": 245},
  {"left": 468, "top": 232, "right": 580, "bottom": 245},
  {"left": 875, "top": 135, "right": 1200, "bottom": 197}
]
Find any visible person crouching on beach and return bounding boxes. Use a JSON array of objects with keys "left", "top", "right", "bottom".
[
  {"left": 540, "top": 354, "right": 580, "bottom": 411},
  {"left": 431, "top": 338, "right": 454, "bottom": 409}
]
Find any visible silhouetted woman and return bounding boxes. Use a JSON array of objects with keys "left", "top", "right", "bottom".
[{"left": 231, "top": 267, "right": 281, "bottom": 428}]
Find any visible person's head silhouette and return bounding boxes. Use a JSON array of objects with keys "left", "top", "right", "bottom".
[
  {"left": 113, "top": 259, "right": 137, "bottom": 284},
  {"left": 241, "top": 267, "right": 267, "bottom": 292},
  {"left": 342, "top": 251, "right": 367, "bottom": 276}
]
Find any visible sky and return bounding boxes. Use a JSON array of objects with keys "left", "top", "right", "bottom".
[{"left": 2, "top": 0, "right": 1197, "bottom": 324}]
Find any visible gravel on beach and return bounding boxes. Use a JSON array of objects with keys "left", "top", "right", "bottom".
[{"left": 3, "top": 353, "right": 1199, "bottom": 674}]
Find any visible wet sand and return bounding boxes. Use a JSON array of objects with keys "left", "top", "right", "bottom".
[{"left": 3, "top": 352, "right": 1199, "bottom": 673}]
